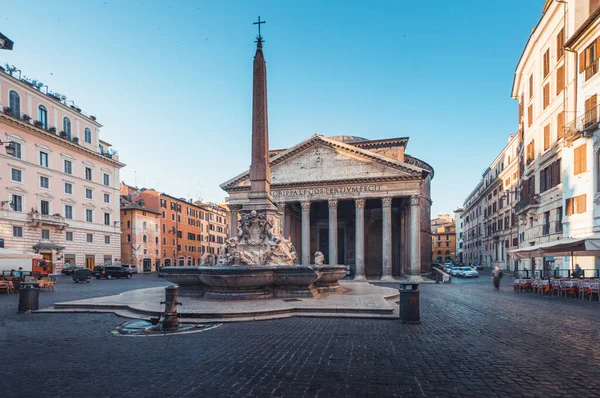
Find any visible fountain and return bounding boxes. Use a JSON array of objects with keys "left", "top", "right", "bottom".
[{"left": 162, "top": 21, "right": 346, "bottom": 300}]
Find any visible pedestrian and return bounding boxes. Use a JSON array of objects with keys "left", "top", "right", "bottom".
[
  {"left": 9, "top": 269, "right": 16, "bottom": 277},
  {"left": 491, "top": 265, "right": 503, "bottom": 290},
  {"left": 15, "top": 267, "right": 25, "bottom": 281},
  {"left": 572, "top": 264, "right": 583, "bottom": 279}
]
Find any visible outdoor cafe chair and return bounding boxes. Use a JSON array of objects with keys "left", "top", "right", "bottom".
[
  {"left": 579, "top": 281, "right": 591, "bottom": 300},
  {"left": 47, "top": 278, "right": 57, "bottom": 291},
  {"left": 590, "top": 281, "right": 600, "bottom": 301},
  {"left": 0, "top": 281, "right": 13, "bottom": 294},
  {"left": 551, "top": 280, "right": 561, "bottom": 296},
  {"left": 513, "top": 279, "right": 520, "bottom": 291}
]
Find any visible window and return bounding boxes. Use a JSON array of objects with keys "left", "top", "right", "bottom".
[
  {"left": 543, "top": 211, "right": 550, "bottom": 235},
  {"left": 11, "top": 168, "right": 22, "bottom": 182},
  {"left": 40, "top": 200, "right": 49, "bottom": 215},
  {"left": 13, "top": 226, "right": 22, "bottom": 237},
  {"left": 527, "top": 104, "right": 533, "bottom": 127},
  {"left": 38, "top": 105, "right": 47, "bottom": 129},
  {"left": 144, "top": 249, "right": 148, "bottom": 255},
  {"left": 84, "top": 128, "right": 92, "bottom": 144},
  {"left": 10, "top": 142, "right": 21, "bottom": 159},
  {"left": 143, "top": 235, "right": 148, "bottom": 243},
  {"left": 127, "top": 220, "right": 131, "bottom": 229},
  {"left": 566, "top": 194, "right": 587, "bottom": 215},
  {"left": 87, "top": 234, "right": 93, "bottom": 243},
  {"left": 105, "top": 235, "right": 110, "bottom": 244},
  {"left": 155, "top": 237, "right": 159, "bottom": 244},
  {"left": 127, "top": 234, "right": 131, "bottom": 242},
  {"left": 86, "top": 209, "right": 93, "bottom": 222},
  {"left": 540, "top": 159, "right": 561, "bottom": 193},
  {"left": 11, "top": 194, "right": 22, "bottom": 212},
  {"left": 104, "top": 193, "right": 110, "bottom": 203},
  {"left": 143, "top": 222, "right": 147, "bottom": 229},
  {"left": 556, "top": 65, "right": 565, "bottom": 95},
  {"left": 529, "top": 74, "right": 534, "bottom": 99},
  {"left": 65, "top": 205, "right": 73, "bottom": 220},
  {"left": 526, "top": 140, "right": 535, "bottom": 164},
  {"left": 64, "top": 159, "right": 72, "bottom": 174},
  {"left": 557, "top": 29, "right": 564, "bottom": 60},
  {"left": 86, "top": 188, "right": 93, "bottom": 200},
  {"left": 543, "top": 49, "right": 550, "bottom": 78},
  {"left": 41, "top": 229, "right": 50, "bottom": 240},
  {"left": 543, "top": 83, "right": 550, "bottom": 109},
  {"left": 40, "top": 176, "right": 49, "bottom": 189},
  {"left": 556, "top": 207, "right": 563, "bottom": 233},
  {"left": 66, "top": 231, "right": 73, "bottom": 241},
  {"left": 63, "top": 117, "right": 72, "bottom": 139},
  {"left": 580, "top": 41, "right": 598, "bottom": 81},
  {"left": 85, "top": 167, "right": 92, "bottom": 181},
  {"left": 574, "top": 144, "right": 587, "bottom": 175},
  {"left": 103, "top": 173, "right": 110, "bottom": 186},
  {"left": 557, "top": 112, "right": 564, "bottom": 139},
  {"left": 543, "top": 124, "right": 550, "bottom": 150},
  {"left": 65, "top": 183, "right": 73, "bottom": 194},
  {"left": 39, "top": 151, "right": 48, "bottom": 167},
  {"left": 104, "top": 213, "right": 110, "bottom": 226},
  {"left": 9, "top": 90, "right": 20, "bottom": 117},
  {"left": 584, "top": 95, "right": 598, "bottom": 127}
]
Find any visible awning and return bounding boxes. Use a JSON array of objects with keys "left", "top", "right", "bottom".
[
  {"left": 32, "top": 242, "right": 65, "bottom": 251},
  {"left": 509, "top": 237, "right": 600, "bottom": 259},
  {"left": 0, "top": 248, "right": 43, "bottom": 259}
]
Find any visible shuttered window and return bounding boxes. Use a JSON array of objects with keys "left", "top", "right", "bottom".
[
  {"left": 543, "top": 84, "right": 550, "bottom": 109},
  {"left": 543, "top": 49, "right": 550, "bottom": 77},
  {"left": 557, "top": 111, "right": 564, "bottom": 139},
  {"left": 565, "top": 194, "right": 586, "bottom": 215},
  {"left": 529, "top": 74, "right": 534, "bottom": 99},
  {"left": 574, "top": 143, "right": 587, "bottom": 175},
  {"left": 544, "top": 124, "right": 550, "bottom": 150},
  {"left": 557, "top": 29, "right": 564, "bottom": 60},
  {"left": 528, "top": 105, "right": 533, "bottom": 127},
  {"left": 556, "top": 65, "right": 565, "bottom": 95}
]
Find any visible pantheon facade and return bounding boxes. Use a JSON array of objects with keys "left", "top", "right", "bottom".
[{"left": 221, "top": 135, "right": 433, "bottom": 279}]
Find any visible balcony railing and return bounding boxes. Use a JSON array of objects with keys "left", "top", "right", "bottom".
[
  {"left": 563, "top": 104, "right": 600, "bottom": 139},
  {"left": 514, "top": 195, "right": 539, "bottom": 214},
  {"left": 28, "top": 212, "right": 69, "bottom": 229},
  {"left": 585, "top": 60, "right": 599, "bottom": 82}
]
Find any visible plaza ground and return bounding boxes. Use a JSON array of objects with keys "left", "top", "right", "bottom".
[{"left": 2, "top": 272, "right": 599, "bottom": 397}]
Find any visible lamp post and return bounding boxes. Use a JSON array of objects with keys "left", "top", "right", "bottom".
[{"left": 0, "top": 140, "right": 16, "bottom": 156}]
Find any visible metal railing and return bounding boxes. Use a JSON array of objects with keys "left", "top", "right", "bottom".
[
  {"left": 514, "top": 195, "right": 539, "bottom": 214},
  {"left": 585, "top": 60, "right": 598, "bottom": 81},
  {"left": 563, "top": 104, "right": 600, "bottom": 138}
]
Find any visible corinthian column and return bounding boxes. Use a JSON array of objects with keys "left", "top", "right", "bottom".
[
  {"left": 301, "top": 202, "right": 311, "bottom": 264},
  {"left": 381, "top": 197, "right": 394, "bottom": 281},
  {"left": 354, "top": 198, "right": 366, "bottom": 280},
  {"left": 410, "top": 195, "right": 422, "bottom": 278},
  {"left": 328, "top": 200, "right": 338, "bottom": 265}
]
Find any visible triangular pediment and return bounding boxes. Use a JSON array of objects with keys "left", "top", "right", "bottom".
[{"left": 222, "top": 135, "right": 426, "bottom": 190}]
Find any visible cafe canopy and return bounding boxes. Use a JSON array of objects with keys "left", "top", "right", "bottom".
[{"left": 509, "top": 237, "right": 600, "bottom": 259}]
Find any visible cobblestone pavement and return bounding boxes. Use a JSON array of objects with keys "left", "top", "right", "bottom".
[{"left": 2, "top": 273, "right": 600, "bottom": 397}]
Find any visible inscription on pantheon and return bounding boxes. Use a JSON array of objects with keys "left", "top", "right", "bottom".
[{"left": 272, "top": 184, "right": 383, "bottom": 198}]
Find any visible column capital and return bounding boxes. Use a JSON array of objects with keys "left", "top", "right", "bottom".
[
  {"left": 410, "top": 195, "right": 420, "bottom": 206},
  {"left": 355, "top": 198, "right": 366, "bottom": 209},
  {"left": 328, "top": 199, "right": 338, "bottom": 210},
  {"left": 301, "top": 201, "right": 311, "bottom": 212},
  {"left": 382, "top": 197, "right": 393, "bottom": 208},
  {"left": 276, "top": 202, "right": 286, "bottom": 212}
]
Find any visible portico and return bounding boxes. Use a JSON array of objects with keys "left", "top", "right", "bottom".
[{"left": 222, "top": 135, "right": 434, "bottom": 278}]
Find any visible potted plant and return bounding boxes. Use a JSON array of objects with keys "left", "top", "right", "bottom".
[
  {"left": 49, "top": 127, "right": 57, "bottom": 133},
  {"left": 59, "top": 131, "right": 67, "bottom": 138},
  {"left": 75, "top": 107, "right": 81, "bottom": 113},
  {"left": 22, "top": 114, "right": 31, "bottom": 122},
  {"left": 3, "top": 106, "right": 11, "bottom": 115},
  {"left": 34, "top": 120, "right": 43, "bottom": 128},
  {"left": 72, "top": 137, "right": 79, "bottom": 144}
]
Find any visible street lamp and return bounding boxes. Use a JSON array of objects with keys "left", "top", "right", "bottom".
[
  {"left": 0, "top": 32, "right": 14, "bottom": 50},
  {"left": 0, "top": 140, "right": 16, "bottom": 156}
]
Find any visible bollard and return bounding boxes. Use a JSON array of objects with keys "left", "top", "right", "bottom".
[
  {"left": 398, "top": 282, "right": 420, "bottom": 324},
  {"left": 18, "top": 285, "right": 40, "bottom": 313},
  {"left": 160, "top": 285, "right": 182, "bottom": 330}
]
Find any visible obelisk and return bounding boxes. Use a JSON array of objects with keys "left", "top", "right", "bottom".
[{"left": 244, "top": 19, "right": 278, "bottom": 215}]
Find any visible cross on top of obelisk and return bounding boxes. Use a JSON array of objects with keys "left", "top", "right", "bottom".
[{"left": 253, "top": 16, "right": 266, "bottom": 46}]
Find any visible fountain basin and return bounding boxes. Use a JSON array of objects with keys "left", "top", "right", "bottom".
[{"left": 162, "top": 265, "right": 346, "bottom": 300}]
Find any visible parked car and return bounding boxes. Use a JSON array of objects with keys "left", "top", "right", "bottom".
[
  {"left": 120, "top": 264, "right": 139, "bottom": 274},
  {"left": 73, "top": 268, "right": 92, "bottom": 283},
  {"left": 61, "top": 266, "right": 83, "bottom": 275},
  {"left": 94, "top": 266, "right": 132, "bottom": 280},
  {"left": 450, "top": 267, "right": 461, "bottom": 276},
  {"left": 473, "top": 264, "right": 483, "bottom": 270},
  {"left": 461, "top": 267, "right": 479, "bottom": 278}
]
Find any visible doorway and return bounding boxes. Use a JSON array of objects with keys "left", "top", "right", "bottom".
[
  {"left": 143, "top": 258, "right": 152, "bottom": 272},
  {"left": 318, "top": 227, "right": 345, "bottom": 265},
  {"left": 86, "top": 255, "right": 95, "bottom": 270},
  {"left": 41, "top": 252, "right": 53, "bottom": 273}
]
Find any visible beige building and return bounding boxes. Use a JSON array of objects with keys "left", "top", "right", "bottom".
[
  {"left": 120, "top": 198, "right": 161, "bottom": 272},
  {"left": 222, "top": 134, "right": 434, "bottom": 279},
  {"left": 0, "top": 66, "right": 124, "bottom": 272}
]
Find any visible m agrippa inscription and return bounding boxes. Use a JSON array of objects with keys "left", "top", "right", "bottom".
[{"left": 272, "top": 184, "right": 384, "bottom": 199}]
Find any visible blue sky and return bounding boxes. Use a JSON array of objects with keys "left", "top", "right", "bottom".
[{"left": 1, "top": 0, "right": 543, "bottom": 216}]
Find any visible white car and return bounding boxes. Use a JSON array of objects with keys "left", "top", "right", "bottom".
[
  {"left": 450, "top": 267, "right": 461, "bottom": 276},
  {"left": 461, "top": 267, "right": 479, "bottom": 278},
  {"left": 121, "top": 264, "right": 139, "bottom": 274}
]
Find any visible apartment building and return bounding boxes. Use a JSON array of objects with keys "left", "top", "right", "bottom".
[{"left": 0, "top": 66, "right": 124, "bottom": 272}]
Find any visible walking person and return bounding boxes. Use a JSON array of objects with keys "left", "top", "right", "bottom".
[{"left": 492, "top": 265, "right": 503, "bottom": 290}]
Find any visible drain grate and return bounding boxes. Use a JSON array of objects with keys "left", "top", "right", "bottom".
[{"left": 282, "top": 298, "right": 302, "bottom": 302}]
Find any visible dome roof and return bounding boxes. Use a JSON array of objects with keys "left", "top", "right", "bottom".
[{"left": 328, "top": 135, "right": 368, "bottom": 143}]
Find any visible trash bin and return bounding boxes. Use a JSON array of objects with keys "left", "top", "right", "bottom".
[
  {"left": 398, "top": 282, "right": 420, "bottom": 324},
  {"left": 18, "top": 286, "right": 40, "bottom": 313}
]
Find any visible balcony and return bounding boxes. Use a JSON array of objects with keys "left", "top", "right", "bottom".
[
  {"left": 585, "top": 60, "right": 598, "bottom": 82},
  {"left": 563, "top": 104, "right": 599, "bottom": 140},
  {"left": 514, "top": 195, "right": 539, "bottom": 215},
  {"left": 28, "top": 212, "right": 69, "bottom": 230}
]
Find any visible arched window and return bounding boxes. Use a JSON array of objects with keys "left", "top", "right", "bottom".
[
  {"left": 155, "top": 224, "right": 158, "bottom": 231},
  {"left": 127, "top": 220, "right": 131, "bottom": 229},
  {"left": 155, "top": 237, "right": 159, "bottom": 244},
  {"left": 143, "top": 221, "right": 147, "bottom": 229},
  {"left": 84, "top": 128, "right": 92, "bottom": 144},
  {"left": 38, "top": 105, "right": 48, "bottom": 129},
  {"left": 126, "top": 234, "right": 131, "bottom": 242},
  {"left": 63, "top": 117, "right": 72, "bottom": 139},
  {"left": 9, "top": 90, "right": 20, "bottom": 117},
  {"left": 162, "top": 224, "right": 166, "bottom": 233},
  {"left": 143, "top": 235, "right": 148, "bottom": 243}
]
